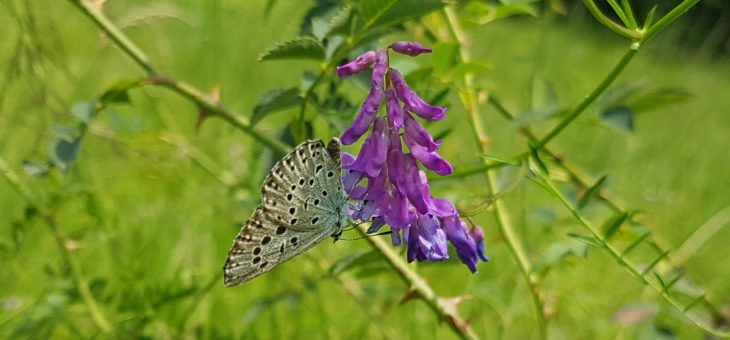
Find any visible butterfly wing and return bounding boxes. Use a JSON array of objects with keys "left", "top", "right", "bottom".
[
  {"left": 223, "top": 138, "right": 346, "bottom": 287},
  {"left": 223, "top": 207, "right": 331, "bottom": 286}
]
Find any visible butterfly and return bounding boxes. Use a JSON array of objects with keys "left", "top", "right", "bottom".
[{"left": 223, "top": 137, "right": 349, "bottom": 286}]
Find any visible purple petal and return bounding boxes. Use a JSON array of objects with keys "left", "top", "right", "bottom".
[
  {"left": 341, "top": 87, "right": 382, "bottom": 145},
  {"left": 403, "top": 112, "right": 438, "bottom": 151},
  {"left": 341, "top": 152, "right": 356, "bottom": 167},
  {"left": 349, "top": 184, "right": 367, "bottom": 200},
  {"left": 402, "top": 154, "right": 429, "bottom": 214},
  {"left": 386, "top": 88, "right": 404, "bottom": 131},
  {"left": 407, "top": 95, "right": 447, "bottom": 121},
  {"left": 387, "top": 148, "right": 406, "bottom": 192},
  {"left": 471, "top": 226, "right": 490, "bottom": 262},
  {"left": 367, "top": 217, "right": 386, "bottom": 234},
  {"left": 384, "top": 189, "right": 411, "bottom": 228},
  {"left": 343, "top": 169, "right": 365, "bottom": 194},
  {"left": 429, "top": 198, "right": 456, "bottom": 217},
  {"left": 407, "top": 226, "right": 418, "bottom": 263},
  {"left": 371, "top": 50, "right": 388, "bottom": 89},
  {"left": 337, "top": 51, "right": 376, "bottom": 78},
  {"left": 390, "top": 41, "right": 432, "bottom": 56},
  {"left": 391, "top": 228, "right": 402, "bottom": 246},
  {"left": 404, "top": 135, "right": 453, "bottom": 176},
  {"left": 365, "top": 117, "right": 389, "bottom": 178},
  {"left": 443, "top": 216, "right": 479, "bottom": 273},
  {"left": 389, "top": 69, "right": 446, "bottom": 121},
  {"left": 417, "top": 214, "right": 448, "bottom": 261}
]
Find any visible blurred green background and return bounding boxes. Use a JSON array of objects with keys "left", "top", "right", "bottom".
[{"left": 1, "top": 0, "right": 729, "bottom": 338}]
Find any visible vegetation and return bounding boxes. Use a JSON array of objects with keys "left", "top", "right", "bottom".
[{"left": 1, "top": 0, "right": 728, "bottom": 338}]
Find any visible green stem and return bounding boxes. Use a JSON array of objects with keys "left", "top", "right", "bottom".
[
  {"left": 535, "top": 171, "right": 730, "bottom": 337},
  {"left": 581, "top": 0, "right": 640, "bottom": 40},
  {"left": 533, "top": 44, "right": 638, "bottom": 151},
  {"left": 443, "top": 6, "right": 547, "bottom": 339},
  {"left": 0, "top": 157, "right": 114, "bottom": 334},
  {"left": 643, "top": 0, "right": 701, "bottom": 42},
  {"left": 358, "top": 225, "right": 479, "bottom": 340},
  {"left": 68, "top": 0, "right": 290, "bottom": 156}
]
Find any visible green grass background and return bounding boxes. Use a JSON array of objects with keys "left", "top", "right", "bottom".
[{"left": 1, "top": 0, "right": 729, "bottom": 338}]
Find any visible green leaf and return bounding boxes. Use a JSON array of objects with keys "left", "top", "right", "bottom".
[
  {"left": 628, "top": 88, "right": 692, "bottom": 113},
  {"left": 578, "top": 175, "right": 607, "bottom": 209},
  {"left": 251, "top": 88, "right": 302, "bottom": 126},
  {"left": 480, "top": 154, "right": 521, "bottom": 166},
  {"left": 528, "top": 144, "right": 549, "bottom": 175},
  {"left": 600, "top": 106, "right": 634, "bottom": 132},
  {"left": 71, "top": 101, "right": 98, "bottom": 124},
  {"left": 357, "top": 0, "right": 445, "bottom": 32},
  {"left": 264, "top": 0, "right": 278, "bottom": 18},
  {"left": 602, "top": 211, "right": 629, "bottom": 240},
  {"left": 49, "top": 137, "right": 83, "bottom": 169},
  {"left": 643, "top": 5, "right": 658, "bottom": 29},
  {"left": 430, "top": 42, "right": 459, "bottom": 76},
  {"left": 258, "top": 37, "right": 325, "bottom": 62},
  {"left": 461, "top": 1, "right": 538, "bottom": 26},
  {"left": 100, "top": 80, "right": 139, "bottom": 105},
  {"left": 566, "top": 233, "right": 602, "bottom": 248}
]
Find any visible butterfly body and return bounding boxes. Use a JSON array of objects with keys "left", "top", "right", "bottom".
[{"left": 223, "top": 138, "right": 348, "bottom": 287}]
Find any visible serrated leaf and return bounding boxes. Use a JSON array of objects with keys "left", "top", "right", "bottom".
[
  {"left": 258, "top": 37, "right": 325, "bottom": 62},
  {"left": 251, "top": 88, "right": 302, "bottom": 126},
  {"left": 578, "top": 175, "right": 607, "bottom": 209},
  {"left": 600, "top": 106, "right": 634, "bottom": 132},
  {"left": 602, "top": 211, "right": 630, "bottom": 240},
  {"left": 357, "top": 0, "right": 445, "bottom": 32}
]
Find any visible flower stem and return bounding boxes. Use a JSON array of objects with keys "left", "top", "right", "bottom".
[
  {"left": 443, "top": 6, "right": 547, "bottom": 339},
  {"left": 0, "top": 157, "right": 114, "bottom": 334},
  {"left": 68, "top": 0, "right": 290, "bottom": 156},
  {"left": 358, "top": 225, "right": 479, "bottom": 340}
]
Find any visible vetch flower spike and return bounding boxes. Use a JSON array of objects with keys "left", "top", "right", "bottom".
[{"left": 337, "top": 43, "right": 489, "bottom": 273}]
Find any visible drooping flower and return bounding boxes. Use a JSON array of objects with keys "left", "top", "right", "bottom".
[{"left": 336, "top": 42, "right": 489, "bottom": 273}]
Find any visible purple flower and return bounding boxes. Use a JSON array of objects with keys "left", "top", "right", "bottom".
[
  {"left": 385, "top": 89, "right": 404, "bottom": 131},
  {"left": 337, "top": 43, "right": 488, "bottom": 273},
  {"left": 404, "top": 135, "right": 453, "bottom": 176},
  {"left": 340, "top": 87, "right": 382, "bottom": 145},
  {"left": 337, "top": 51, "right": 376, "bottom": 78},
  {"left": 389, "top": 69, "right": 447, "bottom": 121},
  {"left": 390, "top": 41, "right": 432, "bottom": 56},
  {"left": 403, "top": 112, "right": 438, "bottom": 151}
]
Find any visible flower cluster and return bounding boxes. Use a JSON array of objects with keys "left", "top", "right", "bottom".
[{"left": 337, "top": 42, "right": 489, "bottom": 272}]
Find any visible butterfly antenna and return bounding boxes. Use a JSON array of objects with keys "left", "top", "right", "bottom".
[
  {"left": 337, "top": 230, "right": 392, "bottom": 241},
  {"left": 342, "top": 220, "right": 368, "bottom": 232}
]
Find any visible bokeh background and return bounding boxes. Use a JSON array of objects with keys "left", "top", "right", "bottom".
[{"left": 1, "top": 0, "right": 729, "bottom": 338}]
